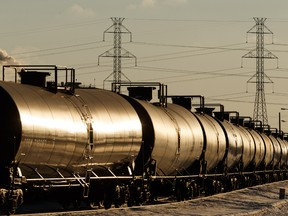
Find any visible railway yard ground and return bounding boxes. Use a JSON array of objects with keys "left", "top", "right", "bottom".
[{"left": 14, "top": 180, "right": 288, "bottom": 216}]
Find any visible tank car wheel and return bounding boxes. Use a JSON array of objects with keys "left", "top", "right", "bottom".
[
  {"left": 89, "top": 200, "right": 104, "bottom": 209},
  {"left": 192, "top": 183, "right": 200, "bottom": 197},
  {"left": 89, "top": 201, "right": 97, "bottom": 209},
  {"left": 214, "top": 180, "right": 222, "bottom": 193},
  {"left": 113, "top": 185, "right": 122, "bottom": 208}
]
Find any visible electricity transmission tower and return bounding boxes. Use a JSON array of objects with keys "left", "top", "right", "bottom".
[
  {"left": 242, "top": 17, "right": 278, "bottom": 125},
  {"left": 98, "top": 17, "right": 137, "bottom": 93}
]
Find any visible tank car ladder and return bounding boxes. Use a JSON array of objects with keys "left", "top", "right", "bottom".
[
  {"left": 161, "top": 108, "right": 181, "bottom": 157},
  {"left": 65, "top": 94, "right": 94, "bottom": 198}
]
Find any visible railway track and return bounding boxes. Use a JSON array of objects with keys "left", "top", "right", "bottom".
[{"left": 14, "top": 180, "right": 288, "bottom": 216}]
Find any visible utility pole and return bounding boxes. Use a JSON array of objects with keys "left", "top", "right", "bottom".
[
  {"left": 98, "top": 17, "right": 137, "bottom": 93},
  {"left": 242, "top": 17, "right": 278, "bottom": 125}
]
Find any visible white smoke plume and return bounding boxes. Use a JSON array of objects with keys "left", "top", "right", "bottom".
[{"left": 0, "top": 49, "right": 18, "bottom": 65}]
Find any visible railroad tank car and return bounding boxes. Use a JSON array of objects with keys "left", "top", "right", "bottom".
[
  {"left": 1, "top": 65, "right": 288, "bottom": 214},
  {"left": 260, "top": 133, "right": 274, "bottom": 168},
  {"left": 0, "top": 81, "right": 143, "bottom": 179},
  {"left": 217, "top": 118, "right": 244, "bottom": 171},
  {"left": 269, "top": 134, "right": 282, "bottom": 168},
  {"left": 277, "top": 137, "right": 288, "bottom": 167},
  {"left": 237, "top": 126, "right": 255, "bottom": 170},
  {"left": 248, "top": 129, "right": 266, "bottom": 169},
  {"left": 124, "top": 97, "right": 204, "bottom": 176},
  {"left": 192, "top": 112, "right": 226, "bottom": 172}
]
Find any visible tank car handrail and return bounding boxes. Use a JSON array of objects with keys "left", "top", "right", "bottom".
[
  {"left": 2, "top": 64, "right": 76, "bottom": 94},
  {"left": 252, "top": 120, "right": 264, "bottom": 132},
  {"left": 34, "top": 168, "right": 44, "bottom": 180},
  {"left": 116, "top": 81, "right": 168, "bottom": 107},
  {"left": 25, "top": 176, "right": 136, "bottom": 182},
  {"left": 149, "top": 170, "right": 283, "bottom": 180}
]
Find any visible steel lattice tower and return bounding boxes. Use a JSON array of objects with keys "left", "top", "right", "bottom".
[
  {"left": 242, "top": 17, "right": 278, "bottom": 125},
  {"left": 98, "top": 17, "right": 136, "bottom": 93}
]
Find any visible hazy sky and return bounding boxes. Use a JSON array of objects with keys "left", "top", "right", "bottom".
[{"left": 1, "top": 0, "right": 288, "bottom": 130}]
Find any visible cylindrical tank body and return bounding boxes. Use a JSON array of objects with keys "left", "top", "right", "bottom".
[
  {"left": 249, "top": 130, "right": 266, "bottom": 168},
  {"left": 194, "top": 113, "right": 226, "bottom": 172},
  {"left": 238, "top": 126, "right": 256, "bottom": 169},
  {"left": 218, "top": 120, "right": 243, "bottom": 170},
  {"left": 259, "top": 133, "right": 274, "bottom": 167},
  {"left": 277, "top": 137, "right": 288, "bottom": 167},
  {"left": 282, "top": 139, "right": 288, "bottom": 167},
  {"left": 0, "top": 82, "right": 142, "bottom": 178},
  {"left": 130, "top": 100, "right": 204, "bottom": 176},
  {"left": 269, "top": 135, "right": 281, "bottom": 168},
  {"left": 166, "top": 104, "right": 204, "bottom": 173}
]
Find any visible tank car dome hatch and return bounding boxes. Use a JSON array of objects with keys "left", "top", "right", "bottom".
[
  {"left": 195, "top": 107, "right": 215, "bottom": 115},
  {"left": 214, "top": 112, "right": 229, "bottom": 121},
  {"left": 231, "top": 117, "right": 243, "bottom": 125},
  {"left": 171, "top": 97, "right": 192, "bottom": 110},
  {"left": 18, "top": 70, "right": 50, "bottom": 88},
  {"left": 127, "top": 87, "right": 155, "bottom": 101}
]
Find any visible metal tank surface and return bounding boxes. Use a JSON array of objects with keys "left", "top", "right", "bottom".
[
  {"left": 269, "top": 135, "right": 282, "bottom": 168},
  {"left": 277, "top": 137, "right": 288, "bottom": 167},
  {"left": 259, "top": 133, "right": 274, "bottom": 167},
  {"left": 282, "top": 139, "right": 288, "bottom": 166},
  {"left": 238, "top": 126, "right": 256, "bottom": 169},
  {"left": 194, "top": 113, "right": 226, "bottom": 172},
  {"left": 131, "top": 100, "right": 204, "bottom": 176},
  {"left": 249, "top": 130, "right": 266, "bottom": 168},
  {"left": 0, "top": 81, "right": 142, "bottom": 178},
  {"left": 218, "top": 120, "right": 243, "bottom": 170},
  {"left": 166, "top": 104, "right": 204, "bottom": 173}
]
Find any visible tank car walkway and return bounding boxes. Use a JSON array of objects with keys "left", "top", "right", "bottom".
[{"left": 17, "top": 180, "right": 288, "bottom": 216}]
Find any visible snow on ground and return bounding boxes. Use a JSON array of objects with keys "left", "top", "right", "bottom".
[
  {"left": 16, "top": 180, "right": 288, "bottom": 216},
  {"left": 86, "top": 180, "right": 288, "bottom": 216}
]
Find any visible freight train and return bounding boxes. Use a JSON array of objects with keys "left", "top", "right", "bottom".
[{"left": 0, "top": 65, "right": 287, "bottom": 214}]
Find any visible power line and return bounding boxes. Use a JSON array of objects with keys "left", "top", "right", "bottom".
[
  {"left": 76, "top": 63, "right": 288, "bottom": 83},
  {"left": 132, "top": 41, "right": 249, "bottom": 51},
  {"left": 13, "top": 43, "right": 112, "bottom": 60},
  {"left": 11, "top": 39, "right": 288, "bottom": 62},
  {"left": 12, "top": 41, "right": 104, "bottom": 55},
  {"left": 129, "top": 18, "right": 253, "bottom": 23},
  {"left": 206, "top": 97, "right": 288, "bottom": 106}
]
